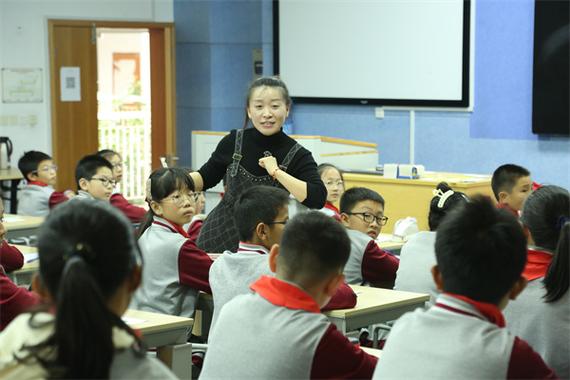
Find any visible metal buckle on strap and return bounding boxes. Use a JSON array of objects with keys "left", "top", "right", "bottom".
[{"left": 232, "top": 153, "right": 243, "bottom": 161}]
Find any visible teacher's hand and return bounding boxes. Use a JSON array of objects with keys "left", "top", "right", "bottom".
[{"left": 258, "top": 156, "right": 279, "bottom": 176}]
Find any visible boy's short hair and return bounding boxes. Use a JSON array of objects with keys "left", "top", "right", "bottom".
[
  {"left": 96, "top": 149, "right": 118, "bottom": 161},
  {"left": 339, "top": 187, "right": 384, "bottom": 213},
  {"left": 435, "top": 195, "right": 527, "bottom": 304},
  {"left": 491, "top": 164, "right": 531, "bottom": 201},
  {"left": 279, "top": 211, "right": 351, "bottom": 285},
  {"left": 18, "top": 151, "right": 52, "bottom": 181},
  {"left": 234, "top": 186, "right": 290, "bottom": 241},
  {"left": 75, "top": 154, "right": 113, "bottom": 188}
]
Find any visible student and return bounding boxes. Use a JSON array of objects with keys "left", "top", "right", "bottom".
[
  {"left": 395, "top": 182, "right": 468, "bottom": 305},
  {"left": 131, "top": 168, "right": 212, "bottom": 318},
  {"left": 0, "top": 198, "right": 40, "bottom": 331},
  {"left": 504, "top": 186, "right": 570, "bottom": 378},
  {"left": 372, "top": 196, "right": 557, "bottom": 379},
  {"left": 318, "top": 163, "right": 344, "bottom": 221},
  {"left": 17, "top": 151, "right": 72, "bottom": 216},
  {"left": 209, "top": 185, "right": 356, "bottom": 328},
  {"left": 0, "top": 201, "right": 176, "bottom": 379},
  {"left": 201, "top": 211, "right": 378, "bottom": 379},
  {"left": 189, "top": 76, "right": 327, "bottom": 253},
  {"left": 339, "top": 187, "right": 399, "bottom": 288},
  {"left": 491, "top": 163, "right": 532, "bottom": 216},
  {"left": 74, "top": 154, "right": 116, "bottom": 202},
  {"left": 97, "top": 149, "right": 146, "bottom": 223}
]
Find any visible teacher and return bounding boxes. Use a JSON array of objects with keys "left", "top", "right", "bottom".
[{"left": 189, "top": 76, "right": 327, "bottom": 253}]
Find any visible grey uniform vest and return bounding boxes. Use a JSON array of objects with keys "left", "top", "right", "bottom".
[
  {"left": 17, "top": 185, "right": 54, "bottom": 217},
  {"left": 344, "top": 228, "right": 372, "bottom": 285},
  {"left": 201, "top": 292, "right": 330, "bottom": 379}
]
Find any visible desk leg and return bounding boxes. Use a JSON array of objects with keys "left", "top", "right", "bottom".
[
  {"left": 10, "top": 179, "right": 20, "bottom": 214},
  {"left": 157, "top": 342, "right": 192, "bottom": 380}
]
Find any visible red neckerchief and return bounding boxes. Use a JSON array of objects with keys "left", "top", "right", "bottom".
[
  {"left": 250, "top": 275, "right": 321, "bottom": 313},
  {"left": 323, "top": 202, "right": 341, "bottom": 221},
  {"left": 522, "top": 247, "right": 552, "bottom": 281},
  {"left": 237, "top": 242, "right": 269, "bottom": 255},
  {"left": 153, "top": 218, "right": 190, "bottom": 239},
  {"left": 28, "top": 180, "right": 48, "bottom": 187},
  {"left": 437, "top": 293, "right": 505, "bottom": 328},
  {"left": 497, "top": 202, "right": 519, "bottom": 218}
]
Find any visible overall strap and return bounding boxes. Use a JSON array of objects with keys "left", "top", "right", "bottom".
[
  {"left": 229, "top": 129, "right": 245, "bottom": 177},
  {"left": 280, "top": 143, "right": 302, "bottom": 172}
]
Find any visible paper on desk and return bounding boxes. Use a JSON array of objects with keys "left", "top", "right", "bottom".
[
  {"left": 23, "top": 253, "right": 39, "bottom": 263},
  {"left": 376, "top": 234, "right": 396, "bottom": 243},
  {"left": 4, "top": 215, "right": 24, "bottom": 223},
  {"left": 123, "top": 317, "right": 146, "bottom": 326}
]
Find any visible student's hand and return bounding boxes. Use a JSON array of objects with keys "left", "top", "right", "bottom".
[
  {"left": 64, "top": 190, "right": 76, "bottom": 199},
  {"left": 259, "top": 156, "right": 279, "bottom": 176}
]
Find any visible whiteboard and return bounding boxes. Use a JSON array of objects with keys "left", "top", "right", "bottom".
[{"left": 275, "top": 0, "right": 471, "bottom": 107}]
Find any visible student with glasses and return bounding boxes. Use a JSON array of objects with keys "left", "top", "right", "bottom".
[
  {"left": 97, "top": 149, "right": 147, "bottom": 223},
  {"left": 209, "top": 185, "right": 356, "bottom": 330},
  {"left": 17, "top": 150, "right": 74, "bottom": 217},
  {"left": 339, "top": 187, "right": 399, "bottom": 289},
  {"left": 73, "top": 155, "right": 116, "bottom": 202},
  {"left": 131, "top": 168, "right": 212, "bottom": 319},
  {"left": 317, "top": 163, "right": 345, "bottom": 221}
]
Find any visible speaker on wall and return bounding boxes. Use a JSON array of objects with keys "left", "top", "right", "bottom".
[{"left": 532, "top": 0, "right": 569, "bottom": 135}]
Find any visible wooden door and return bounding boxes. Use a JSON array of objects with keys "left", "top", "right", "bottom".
[{"left": 49, "top": 23, "right": 98, "bottom": 191}]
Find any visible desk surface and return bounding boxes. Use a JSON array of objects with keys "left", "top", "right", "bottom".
[
  {"left": 0, "top": 168, "right": 23, "bottom": 181},
  {"left": 5, "top": 214, "right": 44, "bottom": 230},
  {"left": 325, "top": 285, "right": 429, "bottom": 319},
  {"left": 124, "top": 309, "right": 193, "bottom": 334},
  {"left": 12, "top": 245, "right": 39, "bottom": 274},
  {"left": 343, "top": 171, "right": 491, "bottom": 189},
  {"left": 361, "top": 346, "right": 382, "bottom": 358}
]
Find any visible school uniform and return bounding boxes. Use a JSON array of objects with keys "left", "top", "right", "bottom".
[
  {"left": 0, "top": 312, "right": 176, "bottom": 379},
  {"left": 110, "top": 192, "right": 146, "bottom": 223},
  {"left": 131, "top": 216, "right": 212, "bottom": 317},
  {"left": 504, "top": 247, "right": 568, "bottom": 379},
  {"left": 187, "top": 216, "right": 204, "bottom": 242},
  {"left": 17, "top": 181, "right": 67, "bottom": 216},
  {"left": 394, "top": 231, "right": 439, "bottom": 305},
  {"left": 0, "top": 241, "right": 24, "bottom": 273},
  {"left": 372, "top": 293, "right": 557, "bottom": 379},
  {"left": 344, "top": 228, "right": 399, "bottom": 288},
  {"left": 319, "top": 201, "right": 341, "bottom": 221},
  {"left": 201, "top": 276, "right": 378, "bottom": 379},
  {"left": 0, "top": 267, "right": 40, "bottom": 331},
  {"left": 209, "top": 242, "right": 357, "bottom": 329}
]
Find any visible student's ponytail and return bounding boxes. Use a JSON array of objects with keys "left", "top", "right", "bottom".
[
  {"left": 543, "top": 222, "right": 570, "bottom": 303},
  {"left": 17, "top": 201, "right": 144, "bottom": 378}
]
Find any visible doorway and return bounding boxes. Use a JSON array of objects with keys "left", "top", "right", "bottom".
[{"left": 48, "top": 20, "right": 176, "bottom": 195}]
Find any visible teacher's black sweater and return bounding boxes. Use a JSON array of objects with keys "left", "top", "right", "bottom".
[{"left": 197, "top": 128, "right": 327, "bottom": 209}]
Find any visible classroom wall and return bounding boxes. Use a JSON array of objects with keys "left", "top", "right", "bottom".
[
  {"left": 0, "top": 0, "right": 173, "bottom": 165},
  {"left": 175, "top": 0, "right": 569, "bottom": 189}
]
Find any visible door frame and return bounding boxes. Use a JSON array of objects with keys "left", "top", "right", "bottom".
[{"left": 48, "top": 19, "right": 176, "bottom": 173}]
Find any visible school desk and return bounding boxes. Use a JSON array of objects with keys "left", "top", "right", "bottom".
[
  {"left": 4, "top": 214, "right": 44, "bottom": 240},
  {"left": 361, "top": 346, "right": 383, "bottom": 358},
  {"left": 377, "top": 233, "right": 405, "bottom": 254},
  {"left": 7, "top": 245, "right": 39, "bottom": 285},
  {"left": 343, "top": 171, "right": 493, "bottom": 233},
  {"left": 325, "top": 285, "right": 429, "bottom": 341},
  {"left": 124, "top": 309, "right": 194, "bottom": 379},
  {"left": 0, "top": 168, "right": 23, "bottom": 214}
]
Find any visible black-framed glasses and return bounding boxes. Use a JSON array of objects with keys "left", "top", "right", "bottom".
[
  {"left": 266, "top": 219, "right": 288, "bottom": 226},
  {"left": 90, "top": 177, "right": 116, "bottom": 187},
  {"left": 346, "top": 212, "right": 389, "bottom": 226}
]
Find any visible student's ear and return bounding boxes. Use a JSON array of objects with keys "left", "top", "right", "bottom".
[
  {"left": 32, "top": 273, "right": 53, "bottom": 303},
  {"left": 268, "top": 243, "right": 280, "bottom": 273},
  {"left": 324, "top": 272, "right": 344, "bottom": 297},
  {"left": 508, "top": 276, "right": 527, "bottom": 301},
  {"left": 255, "top": 222, "right": 268, "bottom": 242},
  {"left": 149, "top": 201, "right": 163, "bottom": 216},
  {"left": 431, "top": 265, "right": 444, "bottom": 291},
  {"left": 27, "top": 172, "right": 39, "bottom": 182},
  {"left": 340, "top": 213, "right": 351, "bottom": 228},
  {"left": 78, "top": 178, "right": 90, "bottom": 191},
  {"left": 498, "top": 191, "right": 510, "bottom": 203}
]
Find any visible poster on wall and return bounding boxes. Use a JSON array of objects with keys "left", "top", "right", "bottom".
[
  {"left": 60, "top": 66, "right": 81, "bottom": 102},
  {"left": 1, "top": 68, "right": 43, "bottom": 103}
]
